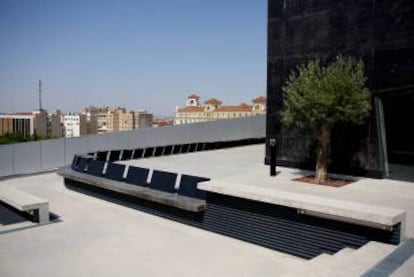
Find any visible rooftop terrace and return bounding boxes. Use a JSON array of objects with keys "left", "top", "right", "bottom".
[{"left": 1, "top": 144, "right": 414, "bottom": 276}]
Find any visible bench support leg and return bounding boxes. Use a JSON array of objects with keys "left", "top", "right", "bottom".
[{"left": 33, "top": 203, "right": 49, "bottom": 223}]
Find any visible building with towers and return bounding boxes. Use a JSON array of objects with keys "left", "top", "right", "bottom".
[{"left": 174, "top": 94, "right": 266, "bottom": 125}]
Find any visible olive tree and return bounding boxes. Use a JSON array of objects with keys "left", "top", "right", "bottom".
[{"left": 281, "top": 56, "right": 370, "bottom": 182}]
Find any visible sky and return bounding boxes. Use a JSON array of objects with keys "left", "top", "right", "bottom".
[{"left": 0, "top": 0, "right": 267, "bottom": 116}]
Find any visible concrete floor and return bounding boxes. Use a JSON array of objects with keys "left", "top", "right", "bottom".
[
  {"left": 0, "top": 171, "right": 308, "bottom": 277},
  {"left": 1, "top": 144, "right": 413, "bottom": 277}
]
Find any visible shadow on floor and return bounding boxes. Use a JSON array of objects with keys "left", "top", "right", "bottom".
[
  {"left": 0, "top": 202, "right": 61, "bottom": 226},
  {"left": 0, "top": 202, "right": 30, "bottom": 225}
]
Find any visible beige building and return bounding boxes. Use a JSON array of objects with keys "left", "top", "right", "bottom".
[
  {"left": 174, "top": 94, "right": 266, "bottom": 125},
  {"left": 89, "top": 106, "right": 152, "bottom": 134},
  {"left": 112, "top": 108, "right": 133, "bottom": 132},
  {"left": 48, "top": 110, "right": 64, "bottom": 138},
  {"left": 84, "top": 106, "right": 112, "bottom": 134}
]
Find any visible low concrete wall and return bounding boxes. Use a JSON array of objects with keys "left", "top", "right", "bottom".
[{"left": 0, "top": 116, "right": 265, "bottom": 178}]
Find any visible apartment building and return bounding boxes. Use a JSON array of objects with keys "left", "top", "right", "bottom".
[{"left": 63, "top": 113, "right": 87, "bottom": 138}]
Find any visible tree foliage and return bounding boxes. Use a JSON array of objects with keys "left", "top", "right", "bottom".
[
  {"left": 281, "top": 55, "right": 371, "bottom": 182},
  {"left": 0, "top": 133, "right": 59, "bottom": 145},
  {"left": 282, "top": 56, "right": 370, "bottom": 129}
]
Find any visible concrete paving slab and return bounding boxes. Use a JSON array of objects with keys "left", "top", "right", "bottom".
[{"left": 0, "top": 172, "right": 310, "bottom": 277}]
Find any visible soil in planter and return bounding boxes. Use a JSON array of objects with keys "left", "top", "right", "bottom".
[{"left": 294, "top": 175, "right": 354, "bottom": 187}]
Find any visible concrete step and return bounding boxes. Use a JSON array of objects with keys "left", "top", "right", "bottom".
[
  {"left": 308, "top": 248, "right": 356, "bottom": 275},
  {"left": 308, "top": 242, "right": 396, "bottom": 277},
  {"left": 333, "top": 247, "right": 355, "bottom": 258}
]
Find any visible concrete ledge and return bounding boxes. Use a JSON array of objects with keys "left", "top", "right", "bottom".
[
  {"left": 0, "top": 186, "right": 49, "bottom": 223},
  {"left": 199, "top": 180, "right": 406, "bottom": 238},
  {"left": 57, "top": 167, "right": 206, "bottom": 212}
]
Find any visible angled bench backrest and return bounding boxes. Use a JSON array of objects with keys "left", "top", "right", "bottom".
[
  {"left": 172, "top": 145, "right": 181, "bottom": 154},
  {"left": 87, "top": 160, "right": 105, "bottom": 177},
  {"left": 133, "top": 149, "right": 144, "bottom": 159},
  {"left": 109, "top": 150, "right": 121, "bottom": 161},
  {"left": 121, "top": 149, "right": 133, "bottom": 160},
  {"left": 149, "top": 170, "right": 177, "bottom": 193},
  {"left": 178, "top": 175, "right": 210, "bottom": 200},
  {"left": 125, "top": 166, "right": 150, "bottom": 187},
  {"left": 71, "top": 155, "right": 81, "bottom": 170},
  {"left": 96, "top": 151, "right": 108, "bottom": 161},
  {"left": 188, "top": 143, "right": 197, "bottom": 152},
  {"left": 74, "top": 156, "right": 91, "bottom": 173},
  {"left": 143, "top": 147, "right": 154, "bottom": 158},
  {"left": 181, "top": 144, "right": 190, "bottom": 153},
  {"left": 153, "top": 146, "right": 164, "bottom": 157},
  {"left": 163, "top": 145, "right": 173, "bottom": 156},
  {"left": 104, "top": 163, "right": 126, "bottom": 181},
  {"left": 195, "top": 143, "right": 204, "bottom": 152}
]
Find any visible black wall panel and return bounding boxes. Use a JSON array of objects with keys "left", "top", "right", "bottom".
[{"left": 266, "top": 0, "right": 414, "bottom": 175}]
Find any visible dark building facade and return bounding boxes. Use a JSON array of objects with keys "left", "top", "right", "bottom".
[{"left": 266, "top": 0, "right": 414, "bottom": 177}]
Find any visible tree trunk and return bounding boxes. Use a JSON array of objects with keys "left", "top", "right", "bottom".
[{"left": 315, "top": 125, "right": 331, "bottom": 183}]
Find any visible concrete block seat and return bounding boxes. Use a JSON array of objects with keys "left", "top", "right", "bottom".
[
  {"left": 0, "top": 186, "right": 49, "bottom": 223},
  {"left": 199, "top": 181, "right": 407, "bottom": 243},
  {"left": 58, "top": 157, "right": 209, "bottom": 212}
]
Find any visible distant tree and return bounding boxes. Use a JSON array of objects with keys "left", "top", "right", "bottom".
[
  {"left": 0, "top": 133, "right": 60, "bottom": 145},
  {"left": 281, "top": 56, "right": 370, "bottom": 182}
]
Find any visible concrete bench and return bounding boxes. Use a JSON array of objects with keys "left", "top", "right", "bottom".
[
  {"left": 199, "top": 181, "right": 407, "bottom": 242},
  {"left": 57, "top": 167, "right": 206, "bottom": 212},
  {"left": 0, "top": 187, "right": 49, "bottom": 223}
]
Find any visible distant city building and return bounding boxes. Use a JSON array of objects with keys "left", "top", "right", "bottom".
[
  {"left": 133, "top": 110, "right": 153, "bottom": 129},
  {"left": 111, "top": 108, "right": 133, "bottom": 132},
  {"left": 152, "top": 118, "right": 174, "bottom": 127},
  {"left": 0, "top": 114, "right": 34, "bottom": 138},
  {"left": 83, "top": 109, "right": 98, "bottom": 135},
  {"left": 63, "top": 113, "right": 87, "bottom": 138},
  {"left": 174, "top": 94, "right": 266, "bottom": 125},
  {"left": 0, "top": 110, "right": 48, "bottom": 137},
  {"left": 85, "top": 106, "right": 153, "bottom": 134},
  {"left": 31, "top": 110, "right": 48, "bottom": 136},
  {"left": 48, "top": 110, "right": 64, "bottom": 138}
]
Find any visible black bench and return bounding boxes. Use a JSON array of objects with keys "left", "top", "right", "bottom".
[
  {"left": 105, "top": 163, "right": 126, "bottom": 181},
  {"left": 121, "top": 149, "right": 133, "bottom": 160},
  {"left": 163, "top": 145, "right": 173, "bottom": 156},
  {"left": 153, "top": 147, "right": 164, "bottom": 157},
  {"left": 59, "top": 153, "right": 209, "bottom": 212},
  {"left": 178, "top": 175, "right": 210, "bottom": 200},
  {"left": 96, "top": 151, "right": 109, "bottom": 161},
  {"left": 72, "top": 155, "right": 92, "bottom": 172},
  {"left": 57, "top": 166, "right": 206, "bottom": 212},
  {"left": 125, "top": 166, "right": 150, "bottom": 187},
  {"left": 87, "top": 160, "right": 105, "bottom": 177},
  {"left": 109, "top": 150, "right": 121, "bottom": 161},
  {"left": 149, "top": 170, "right": 177, "bottom": 193},
  {"left": 143, "top": 147, "right": 154, "bottom": 158},
  {"left": 133, "top": 149, "right": 144, "bottom": 159}
]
